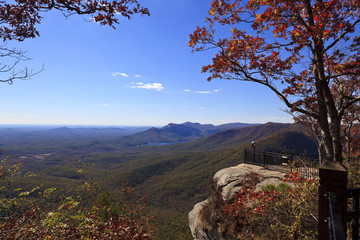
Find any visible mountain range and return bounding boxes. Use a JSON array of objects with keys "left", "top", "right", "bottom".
[
  {"left": 116, "top": 121, "right": 258, "bottom": 146},
  {"left": 1, "top": 121, "right": 319, "bottom": 239}
]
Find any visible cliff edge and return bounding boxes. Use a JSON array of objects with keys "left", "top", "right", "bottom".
[{"left": 188, "top": 163, "right": 287, "bottom": 240}]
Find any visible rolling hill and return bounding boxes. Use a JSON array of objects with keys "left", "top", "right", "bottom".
[
  {"left": 2, "top": 121, "right": 319, "bottom": 239},
  {"left": 162, "top": 122, "right": 315, "bottom": 153},
  {"left": 101, "top": 122, "right": 318, "bottom": 208}
]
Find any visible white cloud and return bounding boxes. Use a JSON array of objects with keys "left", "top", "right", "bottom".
[
  {"left": 138, "top": 83, "right": 164, "bottom": 91},
  {"left": 100, "top": 104, "right": 109, "bottom": 107},
  {"left": 112, "top": 72, "right": 129, "bottom": 78},
  {"left": 184, "top": 89, "right": 219, "bottom": 94},
  {"left": 127, "top": 82, "right": 164, "bottom": 91},
  {"left": 0, "top": 112, "right": 14, "bottom": 116},
  {"left": 195, "top": 91, "right": 211, "bottom": 94},
  {"left": 135, "top": 75, "right": 143, "bottom": 78}
]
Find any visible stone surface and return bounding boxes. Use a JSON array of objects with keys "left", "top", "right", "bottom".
[
  {"left": 214, "top": 163, "right": 286, "bottom": 201},
  {"left": 189, "top": 163, "right": 288, "bottom": 240},
  {"left": 188, "top": 200, "right": 210, "bottom": 240}
]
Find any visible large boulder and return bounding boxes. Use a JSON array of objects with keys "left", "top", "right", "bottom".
[{"left": 189, "top": 163, "right": 287, "bottom": 240}]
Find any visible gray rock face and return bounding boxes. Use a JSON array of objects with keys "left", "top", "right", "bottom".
[
  {"left": 188, "top": 200, "right": 210, "bottom": 240},
  {"left": 214, "top": 164, "right": 287, "bottom": 201},
  {"left": 189, "top": 163, "right": 287, "bottom": 240}
]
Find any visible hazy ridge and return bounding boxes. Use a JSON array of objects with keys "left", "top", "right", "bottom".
[{"left": 0, "top": 121, "right": 317, "bottom": 239}]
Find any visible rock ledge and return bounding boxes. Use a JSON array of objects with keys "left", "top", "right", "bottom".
[{"left": 188, "top": 163, "right": 287, "bottom": 240}]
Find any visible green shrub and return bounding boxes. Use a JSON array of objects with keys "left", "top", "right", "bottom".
[{"left": 0, "top": 150, "right": 154, "bottom": 239}]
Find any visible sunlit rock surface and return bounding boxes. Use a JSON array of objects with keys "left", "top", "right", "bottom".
[{"left": 189, "top": 163, "right": 286, "bottom": 240}]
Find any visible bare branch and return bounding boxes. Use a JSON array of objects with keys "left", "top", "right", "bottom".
[{"left": 0, "top": 44, "right": 43, "bottom": 84}]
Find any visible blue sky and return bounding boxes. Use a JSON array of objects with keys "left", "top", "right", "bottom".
[{"left": 0, "top": 0, "right": 293, "bottom": 126}]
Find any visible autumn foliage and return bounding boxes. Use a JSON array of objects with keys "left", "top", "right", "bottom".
[
  {"left": 0, "top": 0, "right": 149, "bottom": 84},
  {"left": 0, "top": 0, "right": 150, "bottom": 42},
  {"left": 221, "top": 172, "right": 318, "bottom": 239},
  {"left": 0, "top": 186, "right": 153, "bottom": 240},
  {"left": 190, "top": 0, "right": 360, "bottom": 162},
  {"left": 0, "top": 150, "right": 154, "bottom": 239}
]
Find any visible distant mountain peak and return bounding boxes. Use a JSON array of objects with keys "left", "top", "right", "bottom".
[
  {"left": 164, "top": 122, "right": 203, "bottom": 128},
  {"left": 121, "top": 122, "right": 260, "bottom": 146},
  {"left": 183, "top": 121, "right": 202, "bottom": 126},
  {"left": 52, "top": 127, "right": 71, "bottom": 131}
]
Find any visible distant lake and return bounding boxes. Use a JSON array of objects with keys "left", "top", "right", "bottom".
[{"left": 145, "top": 141, "right": 188, "bottom": 146}]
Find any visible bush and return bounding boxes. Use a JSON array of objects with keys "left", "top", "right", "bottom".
[
  {"left": 0, "top": 150, "right": 154, "bottom": 239},
  {"left": 199, "top": 171, "right": 318, "bottom": 239},
  {"left": 225, "top": 171, "right": 318, "bottom": 239},
  {"left": 198, "top": 172, "right": 261, "bottom": 239}
]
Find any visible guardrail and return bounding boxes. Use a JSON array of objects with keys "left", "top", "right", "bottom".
[
  {"left": 243, "top": 149, "right": 319, "bottom": 179},
  {"left": 327, "top": 191, "right": 346, "bottom": 239},
  {"left": 325, "top": 188, "right": 360, "bottom": 240},
  {"left": 243, "top": 150, "right": 360, "bottom": 239},
  {"left": 319, "top": 161, "right": 348, "bottom": 240},
  {"left": 348, "top": 188, "right": 360, "bottom": 240}
]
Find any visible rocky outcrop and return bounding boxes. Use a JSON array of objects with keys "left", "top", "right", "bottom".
[
  {"left": 188, "top": 163, "right": 287, "bottom": 240},
  {"left": 188, "top": 200, "right": 211, "bottom": 240}
]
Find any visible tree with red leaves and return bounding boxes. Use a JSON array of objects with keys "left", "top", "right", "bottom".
[
  {"left": 342, "top": 102, "right": 360, "bottom": 159},
  {"left": 292, "top": 80, "right": 360, "bottom": 163},
  {"left": 0, "top": 0, "right": 149, "bottom": 84},
  {"left": 189, "top": 0, "right": 360, "bottom": 162}
]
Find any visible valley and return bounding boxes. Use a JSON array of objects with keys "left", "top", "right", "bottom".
[{"left": 0, "top": 121, "right": 318, "bottom": 239}]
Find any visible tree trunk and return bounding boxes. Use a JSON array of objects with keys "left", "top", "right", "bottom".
[{"left": 313, "top": 38, "right": 343, "bottom": 162}]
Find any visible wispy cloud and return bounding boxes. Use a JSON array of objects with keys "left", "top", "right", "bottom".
[
  {"left": 184, "top": 89, "right": 221, "bottom": 94},
  {"left": 195, "top": 91, "right": 211, "bottom": 94},
  {"left": 0, "top": 112, "right": 14, "bottom": 116},
  {"left": 138, "top": 83, "right": 164, "bottom": 91},
  {"left": 111, "top": 72, "right": 144, "bottom": 79},
  {"left": 112, "top": 72, "right": 129, "bottom": 78},
  {"left": 127, "top": 82, "right": 164, "bottom": 91},
  {"left": 99, "top": 104, "right": 109, "bottom": 107}
]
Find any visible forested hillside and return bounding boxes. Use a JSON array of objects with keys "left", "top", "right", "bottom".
[{"left": 0, "top": 122, "right": 317, "bottom": 239}]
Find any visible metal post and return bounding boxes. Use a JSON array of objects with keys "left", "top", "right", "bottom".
[
  {"left": 348, "top": 188, "right": 360, "bottom": 240},
  {"left": 318, "top": 161, "right": 347, "bottom": 240},
  {"left": 244, "top": 149, "right": 247, "bottom": 163},
  {"left": 252, "top": 150, "right": 255, "bottom": 163},
  {"left": 328, "top": 192, "right": 346, "bottom": 239},
  {"left": 263, "top": 151, "right": 266, "bottom": 168},
  {"left": 352, "top": 191, "right": 359, "bottom": 240}
]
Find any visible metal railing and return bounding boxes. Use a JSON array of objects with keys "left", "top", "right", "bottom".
[
  {"left": 243, "top": 150, "right": 360, "bottom": 239},
  {"left": 328, "top": 191, "right": 346, "bottom": 240},
  {"left": 324, "top": 188, "right": 360, "bottom": 240},
  {"left": 243, "top": 149, "right": 319, "bottom": 179},
  {"left": 348, "top": 188, "right": 360, "bottom": 240}
]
